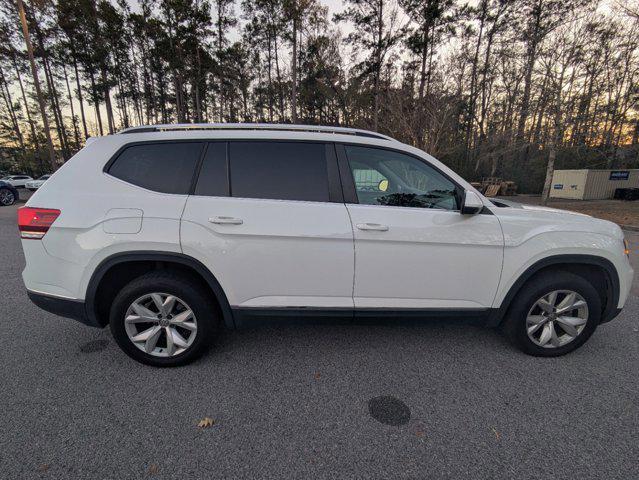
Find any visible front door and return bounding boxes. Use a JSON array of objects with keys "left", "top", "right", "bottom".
[
  {"left": 181, "top": 141, "right": 355, "bottom": 312},
  {"left": 340, "top": 145, "right": 503, "bottom": 311}
]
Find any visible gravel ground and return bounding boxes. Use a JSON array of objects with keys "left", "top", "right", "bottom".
[{"left": 0, "top": 193, "right": 638, "bottom": 479}]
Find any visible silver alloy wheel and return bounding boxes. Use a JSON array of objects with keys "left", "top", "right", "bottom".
[
  {"left": 526, "top": 290, "right": 589, "bottom": 348},
  {"left": 124, "top": 292, "right": 197, "bottom": 357},
  {"left": 0, "top": 189, "right": 14, "bottom": 206}
]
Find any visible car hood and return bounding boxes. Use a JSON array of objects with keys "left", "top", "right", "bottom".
[
  {"left": 491, "top": 202, "right": 624, "bottom": 242},
  {"left": 517, "top": 203, "right": 590, "bottom": 216}
]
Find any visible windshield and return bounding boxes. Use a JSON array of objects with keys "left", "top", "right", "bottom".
[{"left": 38, "top": 175, "right": 50, "bottom": 180}]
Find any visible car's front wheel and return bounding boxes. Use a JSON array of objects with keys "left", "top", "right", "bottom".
[
  {"left": 0, "top": 187, "right": 16, "bottom": 206},
  {"left": 110, "top": 272, "right": 218, "bottom": 366},
  {"left": 503, "top": 271, "right": 601, "bottom": 356}
]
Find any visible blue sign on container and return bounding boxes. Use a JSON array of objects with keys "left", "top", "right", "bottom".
[{"left": 610, "top": 171, "right": 630, "bottom": 180}]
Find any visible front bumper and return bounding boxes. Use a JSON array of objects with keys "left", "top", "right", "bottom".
[{"left": 27, "top": 291, "right": 100, "bottom": 328}]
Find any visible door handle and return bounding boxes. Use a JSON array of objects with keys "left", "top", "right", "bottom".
[
  {"left": 209, "top": 216, "right": 243, "bottom": 225},
  {"left": 356, "top": 223, "right": 389, "bottom": 231}
]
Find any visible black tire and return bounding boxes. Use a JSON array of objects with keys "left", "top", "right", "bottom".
[
  {"left": 109, "top": 271, "right": 218, "bottom": 367},
  {"left": 0, "top": 187, "right": 16, "bottom": 206},
  {"left": 503, "top": 270, "right": 601, "bottom": 357}
]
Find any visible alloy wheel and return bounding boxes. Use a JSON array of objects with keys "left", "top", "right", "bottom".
[
  {"left": 124, "top": 292, "right": 198, "bottom": 357},
  {"left": 0, "top": 189, "right": 14, "bottom": 206},
  {"left": 526, "top": 290, "right": 589, "bottom": 348}
]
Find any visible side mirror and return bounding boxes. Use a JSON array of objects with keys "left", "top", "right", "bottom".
[{"left": 461, "top": 190, "right": 484, "bottom": 215}]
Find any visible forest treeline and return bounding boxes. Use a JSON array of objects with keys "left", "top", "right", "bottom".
[{"left": 1, "top": 0, "right": 638, "bottom": 194}]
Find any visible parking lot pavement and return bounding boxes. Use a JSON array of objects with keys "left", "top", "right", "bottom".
[{"left": 1, "top": 200, "right": 638, "bottom": 480}]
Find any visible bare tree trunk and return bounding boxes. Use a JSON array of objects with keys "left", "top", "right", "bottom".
[
  {"left": 12, "top": 55, "right": 39, "bottom": 150},
  {"left": 267, "top": 38, "right": 274, "bottom": 122},
  {"left": 373, "top": 0, "right": 383, "bottom": 131},
  {"left": 465, "top": 1, "right": 486, "bottom": 160},
  {"left": 195, "top": 47, "right": 202, "bottom": 122},
  {"left": 217, "top": 0, "right": 225, "bottom": 122},
  {"left": 101, "top": 69, "right": 115, "bottom": 133},
  {"left": 478, "top": 24, "right": 498, "bottom": 140},
  {"left": 273, "top": 32, "right": 284, "bottom": 119},
  {"left": 541, "top": 69, "right": 565, "bottom": 205},
  {"left": 0, "top": 68, "right": 26, "bottom": 151},
  {"left": 72, "top": 54, "right": 89, "bottom": 138},
  {"left": 40, "top": 44, "right": 69, "bottom": 158},
  {"left": 16, "top": 0, "right": 56, "bottom": 170},
  {"left": 63, "top": 63, "right": 80, "bottom": 147},
  {"left": 88, "top": 69, "right": 104, "bottom": 136},
  {"left": 291, "top": 14, "right": 298, "bottom": 123},
  {"left": 417, "top": 23, "right": 429, "bottom": 101},
  {"left": 30, "top": 11, "right": 70, "bottom": 158},
  {"left": 115, "top": 77, "right": 129, "bottom": 128},
  {"left": 425, "top": 24, "right": 435, "bottom": 98}
]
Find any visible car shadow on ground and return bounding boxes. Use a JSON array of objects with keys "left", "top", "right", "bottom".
[
  {"left": 198, "top": 317, "right": 517, "bottom": 367},
  {"left": 65, "top": 314, "right": 517, "bottom": 367}
]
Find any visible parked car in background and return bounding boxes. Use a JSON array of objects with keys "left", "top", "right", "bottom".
[
  {"left": 19, "top": 123, "right": 634, "bottom": 367},
  {"left": 26, "top": 175, "right": 51, "bottom": 191},
  {"left": 2, "top": 175, "right": 33, "bottom": 188},
  {"left": 0, "top": 180, "right": 19, "bottom": 206}
]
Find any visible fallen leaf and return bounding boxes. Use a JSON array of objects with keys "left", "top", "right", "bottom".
[
  {"left": 491, "top": 426, "right": 500, "bottom": 440},
  {"left": 314, "top": 372, "right": 321, "bottom": 380},
  {"left": 37, "top": 464, "right": 49, "bottom": 473},
  {"left": 148, "top": 464, "right": 159, "bottom": 475},
  {"left": 198, "top": 417, "right": 214, "bottom": 428}
]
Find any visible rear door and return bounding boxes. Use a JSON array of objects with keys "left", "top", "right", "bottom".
[
  {"left": 180, "top": 141, "right": 355, "bottom": 312},
  {"left": 339, "top": 144, "right": 503, "bottom": 312}
]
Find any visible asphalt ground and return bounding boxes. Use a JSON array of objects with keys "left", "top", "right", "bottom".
[{"left": 0, "top": 191, "right": 637, "bottom": 479}]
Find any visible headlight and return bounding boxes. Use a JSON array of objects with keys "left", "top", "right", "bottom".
[{"left": 624, "top": 239, "right": 630, "bottom": 257}]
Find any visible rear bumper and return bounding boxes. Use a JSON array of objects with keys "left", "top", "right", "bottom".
[{"left": 27, "top": 291, "right": 101, "bottom": 328}]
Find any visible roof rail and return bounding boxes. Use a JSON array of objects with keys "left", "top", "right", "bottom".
[{"left": 118, "top": 123, "right": 395, "bottom": 141}]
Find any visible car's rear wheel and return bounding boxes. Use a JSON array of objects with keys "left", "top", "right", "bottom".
[
  {"left": 110, "top": 272, "right": 218, "bottom": 366},
  {"left": 0, "top": 188, "right": 15, "bottom": 206},
  {"left": 503, "top": 271, "right": 601, "bottom": 356}
]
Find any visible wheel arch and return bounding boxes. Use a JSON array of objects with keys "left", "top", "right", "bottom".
[
  {"left": 85, "top": 251, "right": 235, "bottom": 329},
  {"left": 487, "top": 254, "right": 620, "bottom": 327}
]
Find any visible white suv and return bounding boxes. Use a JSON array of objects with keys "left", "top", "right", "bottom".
[{"left": 19, "top": 124, "right": 633, "bottom": 366}]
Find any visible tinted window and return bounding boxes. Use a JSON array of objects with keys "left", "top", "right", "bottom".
[
  {"left": 194, "top": 143, "right": 229, "bottom": 196},
  {"left": 345, "top": 146, "right": 458, "bottom": 210},
  {"left": 108, "top": 142, "right": 202, "bottom": 194},
  {"left": 229, "top": 142, "right": 329, "bottom": 202}
]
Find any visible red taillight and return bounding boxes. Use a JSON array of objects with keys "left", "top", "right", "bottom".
[{"left": 17, "top": 207, "right": 60, "bottom": 239}]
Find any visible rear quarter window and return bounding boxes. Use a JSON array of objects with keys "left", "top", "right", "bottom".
[{"left": 107, "top": 142, "right": 202, "bottom": 194}]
